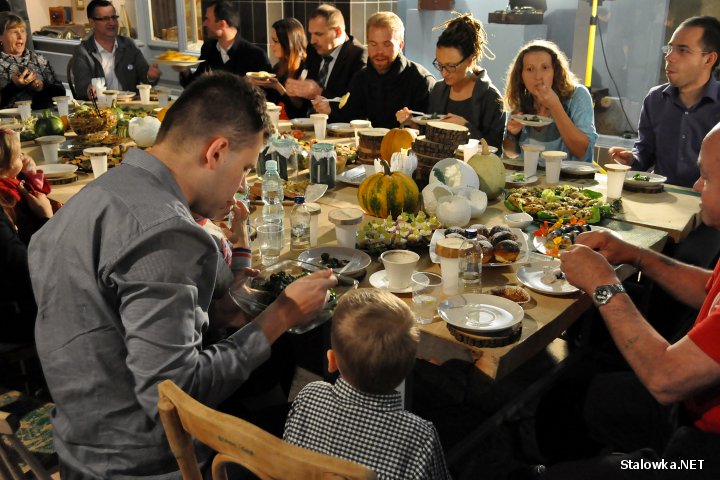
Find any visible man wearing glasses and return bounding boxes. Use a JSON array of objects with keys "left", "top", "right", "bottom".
[
  {"left": 609, "top": 16, "right": 720, "bottom": 189},
  {"left": 71, "top": 0, "right": 161, "bottom": 100},
  {"left": 313, "top": 11, "right": 435, "bottom": 128}
]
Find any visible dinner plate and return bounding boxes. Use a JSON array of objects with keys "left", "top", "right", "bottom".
[
  {"left": 115, "top": 91, "right": 136, "bottom": 102},
  {"left": 336, "top": 165, "right": 372, "bottom": 186},
  {"left": 40, "top": 163, "right": 78, "bottom": 178},
  {"left": 561, "top": 161, "right": 599, "bottom": 174},
  {"left": 0, "top": 107, "right": 19, "bottom": 116},
  {"left": 368, "top": 270, "right": 413, "bottom": 293},
  {"left": 511, "top": 114, "right": 553, "bottom": 127},
  {"left": 154, "top": 58, "right": 204, "bottom": 67},
  {"left": 503, "top": 157, "right": 524, "bottom": 169},
  {"left": 624, "top": 170, "right": 667, "bottom": 187},
  {"left": 430, "top": 228, "right": 529, "bottom": 267},
  {"left": 430, "top": 158, "right": 479, "bottom": 190},
  {"left": 532, "top": 225, "right": 621, "bottom": 256},
  {"left": 506, "top": 174, "right": 538, "bottom": 185},
  {"left": 297, "top": 247, "right": 372, "bottom": 276},
  {"left": 290, "top": 117, "right": 314, "bottom": 128},
  {"left": 438, "top": 293, "right": 524, "bottom": 333},
  {"left": 516, "top": 262, "right": 579, "bottom": 295},
  {"left": 411, "top": 115, "right": 446, "bottom": 126},
  {"left": 327, "top": 123, "right": 355, "bottom": 135},
  {"left": 246, "top": 71, "right": 277, "bottom": 79}
]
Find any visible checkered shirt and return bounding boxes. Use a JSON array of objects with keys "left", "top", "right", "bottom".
[{"left": 283, "top": 378, "right": 452, "bottom": 479}]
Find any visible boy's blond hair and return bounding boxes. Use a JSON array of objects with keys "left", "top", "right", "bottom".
[
  {"left": 331, "top": 288, "right": 419, "bottom": 394},
  {"left": 366, "top": 11, "right": 404, "bottom": 43}
]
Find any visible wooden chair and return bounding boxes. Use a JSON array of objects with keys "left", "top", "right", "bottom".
[{"left": 157, "top": 380, "right": 376, "bottom": 480}]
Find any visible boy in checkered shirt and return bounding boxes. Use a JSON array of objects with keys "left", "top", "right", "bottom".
[{"left": 283, "top": 288, "right": 452, "bottom": 479}]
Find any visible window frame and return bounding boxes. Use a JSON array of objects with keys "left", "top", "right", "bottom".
[{"left": 139, "top": 0, "right": 204, "bottom": 53}]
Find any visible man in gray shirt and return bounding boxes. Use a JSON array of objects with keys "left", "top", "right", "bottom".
[{"left": 29, "top": 72, "right": 336, "bottom": 479}]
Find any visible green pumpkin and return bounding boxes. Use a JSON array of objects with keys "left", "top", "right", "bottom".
[
  {"left": 467, "top": 138, "right": 506, "bottom": 200},
  {"left": 34, "top": 110, "right": 65, "bottom": 137},
  {"left": 357, "top": 159, "right": 419, "bottom": 218}
]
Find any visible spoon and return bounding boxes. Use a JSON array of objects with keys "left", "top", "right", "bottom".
[{"left": 326, "top": 92, "right": 350, "bottom": 109}]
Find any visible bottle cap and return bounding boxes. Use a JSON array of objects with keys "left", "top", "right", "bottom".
[
  {"left": 464, "top": 228, "right": 478, "bottom": 239},
  {"left": 294, "top": 196, "right": 305, "bottom": 204},
  {"left": 265, "top": 160, "right": 277, "bottom": 171}
]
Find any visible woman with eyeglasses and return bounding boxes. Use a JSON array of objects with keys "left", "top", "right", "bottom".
[
  {"left": 503, "top": 39, "right": 597, "bottom": 162},
  {"left": 396, "top": 13, "right": 505, "bottom": 149},
  {"left": 0, "top": 12, "right": 65, "bottom": 109},
  {"left": 248, "top": 18, "right": 309, "bottom": 119}
]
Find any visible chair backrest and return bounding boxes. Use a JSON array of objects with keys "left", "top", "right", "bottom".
[
  {"left": 66, "top": 56, "right": 77, "bottom": 99},
  {"left": 157, "top": 380, "right": 377, "bottom": 480}
]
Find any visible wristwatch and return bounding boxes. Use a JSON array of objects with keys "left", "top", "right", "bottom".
[{"left": 592, "top": 284, "right": 626, "bottom": 307}]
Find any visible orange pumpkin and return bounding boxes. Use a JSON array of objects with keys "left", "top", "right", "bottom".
[{"left": 379, "top": 128, "right": 414, "bottom": 161}]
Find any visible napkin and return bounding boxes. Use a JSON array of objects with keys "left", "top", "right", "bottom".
[{"left": 374, "top": 150, "right": 417, "bottom": 176}]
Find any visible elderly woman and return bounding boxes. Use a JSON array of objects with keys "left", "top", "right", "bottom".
[
  {"left": 0, "top": 12, "right": 65, "bottom": 109},
  {"left": 503, "top": 39, "right": 597, "bottom": 162},
  {"left": 396, "top": 13, "right": 505, "bottom": 149},
  {"left": 249, "top": 17, "right": 309, "bottom": 119}
]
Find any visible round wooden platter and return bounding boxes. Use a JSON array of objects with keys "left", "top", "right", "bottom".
[
  {"left": 412, "top": 136, "right": 457, "bottom": 158},
  {"left": 446, "top": 322, "right": 523, "bottom": 348},
  {"left": 425, "top": 120, "right": 470, "bottom": 146},
  {"left": 623, "top": 182, "right": 664, "bottom": 194},
  {"left": 48, "top": 173, "right": 79, "bottom": 185}
]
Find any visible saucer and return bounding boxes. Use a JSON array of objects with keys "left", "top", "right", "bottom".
[{"left": 369, "top": 270, "right": 413, "bottom": 293}]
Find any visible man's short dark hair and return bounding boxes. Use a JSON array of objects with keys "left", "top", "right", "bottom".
[
  {"left": 308, "top": 3, "right": 345, "bottom": 31},
  {"left": 155, "top": 71, "right": 270, "bottom": 150},
  {"left": 680, "top": 16, "right": 720, "bottom": 70},
  {"left": 87, "top": 0, "right": 113, "bottom": 20},
  {"left": 207, "top": 0, "right": 239, "bottom": 30}
]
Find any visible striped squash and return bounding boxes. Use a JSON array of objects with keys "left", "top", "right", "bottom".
[{"left": 357, "top": 159, "right": 420, "bottom": 218}]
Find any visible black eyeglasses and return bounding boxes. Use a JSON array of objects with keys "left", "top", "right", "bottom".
[
  {"left": 93, "top": 15, "right": 119, "bottom": 22},
  {"left": 432, "top": 55, "right": 470, "bottom": 73}
]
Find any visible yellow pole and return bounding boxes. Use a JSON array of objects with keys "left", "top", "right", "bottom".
[{"left": 585, "top": 0, "right": 599, "bottom": 87}]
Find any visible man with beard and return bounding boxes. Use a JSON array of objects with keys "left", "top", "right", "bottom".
[
  {"left": 176, "top": 0, "right": 271, "bottom": 87},
  {"left": 313, "top": 11, "right": 435, "bottom": 129},
  {"left": 609, "top": 16, "right": 720, "bottom": 188},
  {"left": 284, "top": 3, "right": 366, "bottom": 103},
  {"left": 29, "top": 72, "right": 336, "bottom": 478}
]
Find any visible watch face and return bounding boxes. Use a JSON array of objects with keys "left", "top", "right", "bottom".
[{"left": 595, "top": 287, "right": 610, "bottom": 303}]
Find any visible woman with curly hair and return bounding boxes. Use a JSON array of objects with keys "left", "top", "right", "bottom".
[
  {"left": 249, "top": 17, "right": 309, "bottom": 119},
  {"left": 396, "top": 13, "right": 505, "bottom": 149},
  {"left": 503, "top": 39, "right": 597, "bottom": 162}
]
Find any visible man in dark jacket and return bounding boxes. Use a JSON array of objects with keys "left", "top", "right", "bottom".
[
  {"left": 176, "top": 0, "right": 271, "bottom": 87},
  {"left": 285, "top": 4, "right": 366, "bottom": 102},
  {"left": 71, "top": 0, "right": 160, "bottom": 99},
  {"left": 313, "top": 11, "right": 435, "bottom": 129}
]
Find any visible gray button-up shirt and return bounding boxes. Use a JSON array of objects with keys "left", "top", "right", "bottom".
[
  {"left": 29, "top": 149, "right": 271, "bottom": 478},
  {"left": 633, "top": 78, "right": 720, "bottom": 187}
]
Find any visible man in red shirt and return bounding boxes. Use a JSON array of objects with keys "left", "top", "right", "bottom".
[{"left": 542, "top": 123, "right": 720, "bottom": 478}]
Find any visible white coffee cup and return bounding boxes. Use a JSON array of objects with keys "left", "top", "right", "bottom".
[
  {"left": 542, "top": 151, "right": 566, "bottom": 184},
  {"left": 521, "top": 144, "right": 545, "bottom": 178},
  {"left": 380, "top": 249, "right": 420, "bottom": 290},
  {"left": 310, "top": 113, "right": 328, "bottom": 140},
  {"left": 35, "top": 135, "right": 65, "bottom": 164},
  {"left": 137, "top": 84, "right": 152, "bottom": 104},
  {"left": 84, "top": 147, "right": 112, "bottom": 178},
  {"left": 605, "top": 164, "right": 631, "bottom": 199}
]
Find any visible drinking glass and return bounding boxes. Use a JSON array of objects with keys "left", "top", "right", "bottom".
[
  {"left": 411, "top": 272, "right": 443, "bottom": 324},
  {"left": 257, "top": 223, "right": 283, "bottom": 266}
]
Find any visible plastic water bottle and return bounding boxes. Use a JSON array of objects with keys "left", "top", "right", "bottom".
[
  {"left": 261, "top": 160, "right": 284, "bottom": 229},
  {"left": 290, "top": 196, "right": 311, "bottom": 251},
  {"left": 458, "top": 229, "right": 482, "bottom": 293}
]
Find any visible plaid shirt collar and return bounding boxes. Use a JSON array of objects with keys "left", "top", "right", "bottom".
[{"left": 333, "top": 377, "right": 403, "bottom": 413}]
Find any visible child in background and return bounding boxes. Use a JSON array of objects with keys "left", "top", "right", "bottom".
[{"left": 284, "top": 288, "right": 452, "bottom": 479}]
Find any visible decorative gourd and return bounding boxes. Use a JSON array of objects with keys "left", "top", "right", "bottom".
[
  {"left": 436, "top": 195, "right": 472, "bottom": 227},
  {"left": 34, "top": 110, "right": 65, "bottom": 136},
  {"left": 467, "top": 138, "right": 506, "bottom": 200},
  {"left": 129, "top": 116, "right": 162, "bottom": 147},
  {"left": 421, "top": 183, "right": 453, "bottom": 215},
  {"left": 379, "top": 128, "right": 414, "bottom": 162},
  {"left": 358, "top": 158, "right": 419, "bottom": 218},
  {"left": 454, "top": 187, "right": 488, "bottom": 217}
]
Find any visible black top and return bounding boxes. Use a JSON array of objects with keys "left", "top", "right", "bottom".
[
  {"left": 306, "top": 35, "right": 367, "bottom": 100},
  {"left": 0, "top": 209, "right": 36, "bottom": 343},
  {"left": 264, "top": 60, "right": 310, "bottom": 119},
  {"left": 180, "top": 34, "right": 271, "bottom": 87},
  {"left": 331, "top": 54, "right": 436, "bottom": 129}
]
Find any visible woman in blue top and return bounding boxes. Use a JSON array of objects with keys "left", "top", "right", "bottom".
[{"left": 503, "top": 40, "right": 597, "bottom": 162}]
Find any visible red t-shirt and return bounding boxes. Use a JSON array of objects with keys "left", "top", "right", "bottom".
[{"left": 686, "top": 260, "right": 720, "bottom": 432}]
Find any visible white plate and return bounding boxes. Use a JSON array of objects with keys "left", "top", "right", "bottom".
[
  {"left": 154, "top": 58, "right": 205, "bottom": 67},
  {"left": 246, "top": 71, "right": 276, "bottom": 79},
  {"left": 115, "top": 91, "right": 136, "bottom": 101},
  {"left": 327, "top": 123, "right": 354, "bottom": 134},
  {"left": 532, "top": 225, "right": 621, "bottom": 256},
  {"left": 297, "top": 247, "right": 372, "bottom": 275},
  {"left": 290, "top": 117, "right": 314, "bottom": 128},
  {"left": 511, "top": 114, "right": 553, "bottom": 127},
  {"left": 368, "top": 270, "right": 413, "bottom": 293},
  {"left": 561, "top": 161, "right": 599, "bottom": 174},
  {"left": 40, "top": 163, "right": 78, "bottom": 178},
  {"left": 624, "top": 170, "right": 667, "bottom": 187},
  {"left": 429, "top": 158, "right": 479, "bottom": 190},
  {"left": 430, "top": 228, "right": 529, "bottom": 267},
  {"left": 411, "top": 115, "right": 446, "bottom": 126},
  {"left": 0, "top": 108, "right": 19, "bottom": 116},
  {"left": 516, "top": 262, "right": 579, "bottom": 295},
  {"left": 336, "top": 165, "right": 370, "bottom": 185},
  {"left": 438, "top": 293, "right": 524, "bottom": 333},
  {"left": 505, "top": 174, "right": 538, "bottom": 185}
]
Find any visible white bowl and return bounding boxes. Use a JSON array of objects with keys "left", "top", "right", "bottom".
[{"left": 504, "top": 212, "right": 533, "bottom": 229}]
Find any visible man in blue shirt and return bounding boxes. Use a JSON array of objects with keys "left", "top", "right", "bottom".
[{"left": 610, "top": 16, "right": 720, "bottom": 189}]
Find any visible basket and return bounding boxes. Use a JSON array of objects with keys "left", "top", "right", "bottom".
[{"left": 68, "top": 109, "right": 118, "bottom": 135}]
